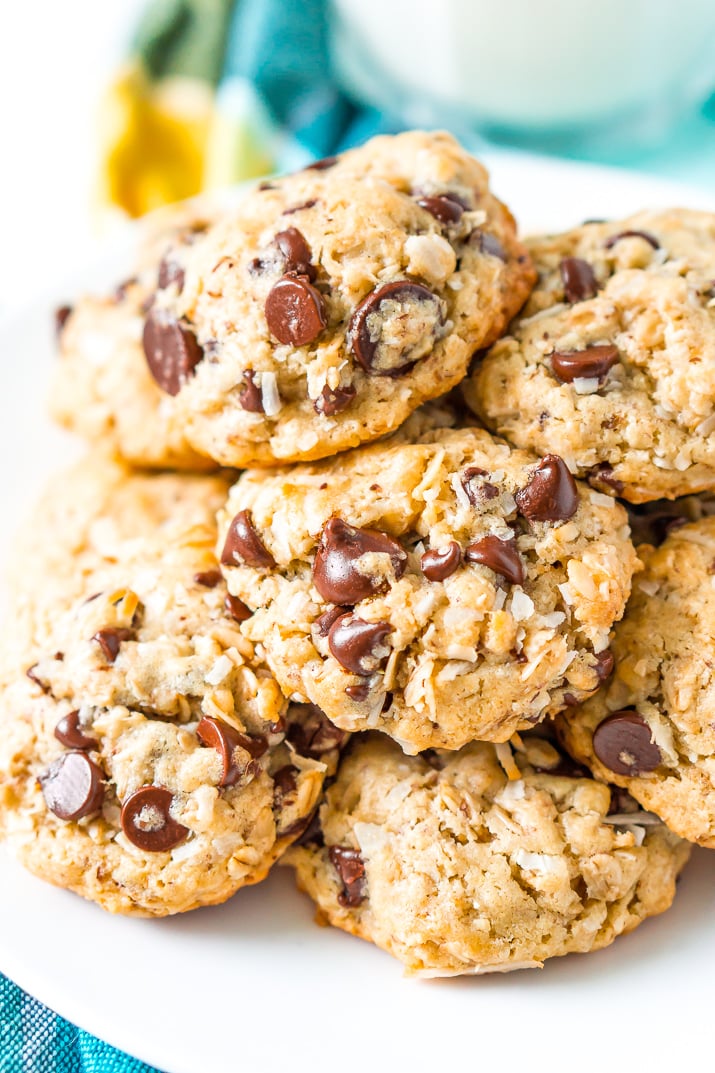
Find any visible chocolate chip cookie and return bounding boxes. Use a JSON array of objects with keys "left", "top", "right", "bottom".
[
  {"left": 55, "top": 131, "right": 534, "bottom": 468},
  {"left": 0, "top": 456, "right": 344, "bottom": 915},
  {"left": 287, "top": 733, "right": 688, "bottom": 976},
  {"left": 51, "top": 211, "right": 217, "bottom": 471},
  {"left": 218, "top": 426, "right": 637, "bottom": 752},
  {"left": 558, "top": 516, "right": 715, "bottom": 848},
  {"left": 464, "top": 210, "right": 715, "bottom": 503}
]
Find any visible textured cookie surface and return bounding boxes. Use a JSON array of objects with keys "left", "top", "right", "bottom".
[
  {"left": 56, "top": 131, "right": 534, "bottom": 468},
  {"left": 464, "top": 210, "right": 715, "bottom": 503},
  {"left": 51, "top": 209, "right": 217, "bottom": 471},
  {"left": 219, "top": 426, "right": 637, "bottom": 752},
  {"left": 288, "top": 733, "right": 688, "bottom": 976},
  {"left": 558, "top": 516, "right": 715, "bottom": 847},
  {"left": 0, "top": 457, "right": 343, "bottom": 915}
]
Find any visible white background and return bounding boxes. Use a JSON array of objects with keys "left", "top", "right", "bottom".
[{"left": 0, "top": 1, "right": 145, "bottom": 308}]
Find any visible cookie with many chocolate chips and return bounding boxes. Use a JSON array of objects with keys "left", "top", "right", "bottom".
[
  {"left": 218, "top": 426, "right": 637, "bottom": 752},
  {"left": 0, "top": 456, "right": 342, "bottom": 916},
  {"left": 558, "top": 516, "right": 715, "bottom": 848},
  {"left": 54, "top": 131, "right": 534, "bottom": 468},
  {"left": 286, "top": 733, "right": 688, "bottom": 976},
  {"left": 464, "top": 209, "right": 715, "bottom": 503}
]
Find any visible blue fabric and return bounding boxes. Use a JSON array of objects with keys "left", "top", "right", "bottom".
[{"left": 0, "top": 975, "right": 160, "bottom": 1071}]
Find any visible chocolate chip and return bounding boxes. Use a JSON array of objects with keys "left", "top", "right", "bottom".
[
  {"left": 221, "top": 510, "right": 275, "bottom": 569},
  {"left": 295, "top": 809, "right": 323, "bottom": 846},
  {"left": 348, "top": 281, "right": 444, "bottom": 376},
  {"left": 281, "top": 200, "right": 318, "bottom": 217},
  {"left": 314, "top": 383, "right": 356, "bottom": 416},
  {"left": 224, "top": 593, "right": 252, "bottom": 622},
  {"left": 415, "top": 194, "right": 464, "bottom": 225},
  {"left": 604, "top": 230, "right": 660, "bottom": 250},
  {"left": 551, "top": 344, "right": 619, "bottom": 383},
  {"left": 286, "top": 703, "right": 348, "bottom": 757},
  {"left": 120, "top": 786, "right": 188, "bottom": 852},
  {"left": 593, "top": 649, "right": 615, "bottom": 682},
  {"left": 194, "top": 569, "right": 222, "bottom": 588},
  {"left": 26, "top": 664, "right": 48, "bottom": 692},
  {"left": 157, "top": 256, "right": 185, "bottom": 293},
  {"left": 306, "top": 155, "right": 338, "bottom": 171},
  {"left": 265, "top": 275, "right": 326, "bottom": 346},
  {"left": 92, "top": 627, "right": 133, "bottom": 664},
  {"left": 312, "top": 517, "right": 406, "bottom": 604},
  {"left": 110, "top": 276, "right": 133, "bottom": 299},
  {"left": 238, "top": 370, "right": 264, "bottom": 412},
  {"left": 345, "top": 682, "right": 371, "bottom": 702},
  {"left": 40, "top": 752, "right": 104, "bottom": 821},
  {"left": 328, "top": 614, "right": 391, "bottom": 675},
  {"left": 273, "top": 227, "right": 315, "bottom": 278},
  {"left": 471, "top": 231, "right": 507, "bottom": 260},
  {"left": 272, "top": 765, "right": 298, "bottom": 810},
  {"left": 314, "top": 604, "right": 349, "bottom": 637},
  {"left": 515, "top": 454, "right": 579, "bottom": 522},
  {"left": 421, "top": 541, "right": 462, "bottom": 582},
  {"left": 328, "top": 846, "right": 366, "bottom": 906},
  {"left": 608, "top": 786, "right": 641, "bottom": 815},
  {"left": 54, "top": 711, "right": 98, "bottom": 751},
  {"left": 541, "top": 753, "right": 592, "bottom": 779},
  {"left": 142, "top": 310, "right": 204, "bottom": 396},
  {"left": 559, "top": 257, "right": 598, "bottom": 302},
  {"left": 461, "top": 467, "right": 499, "bottom": 506},
  {"left": 465, "top": 535, "right": 525, "bottom": 585},
  {"left": 587, "top": 463, "right": 624, "bottom": 496},
  {"left": 54, "top": 305, "right": 73, "bottom": 336},
  {"left": 593, "top": 710, "right": 662, "bottom": 776},
  {"left": 196, "top": 716, "right": 266, "bottom": 786}
]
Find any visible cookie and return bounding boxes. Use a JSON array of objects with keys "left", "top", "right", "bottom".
[
  {"left": 0, "top": 456, "right": 344, "bottom": 916},
  {"left": 51, "top": 209, "right": 217, "bottom": 471},
  {"left": 287, "top": 733, "right": 688, "bottom": 976},
  {"left": 218, "top": 426, "right": 637, "bottom": 752},
  {"left": 55, "top": 131, "right": 534, "bottom": 468},
  {"left": 463, "top": 210, "right": 715, "bottom": 503},
  {"left": 557, "top": 517, "right": 715, "bottom": 847}
]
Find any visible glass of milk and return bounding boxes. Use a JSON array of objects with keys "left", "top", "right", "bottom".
[{"left": 329, "top": 0, "right": 715, "bottom": 151}]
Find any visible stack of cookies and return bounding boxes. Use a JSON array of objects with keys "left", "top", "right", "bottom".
[{"left": 3, "top": 130, "right": 714, "bottom": 976}]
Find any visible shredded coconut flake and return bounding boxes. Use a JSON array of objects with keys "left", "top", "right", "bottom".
[
  {"left": 492, "top": 588, "right": 507, "bottom": 611},
  {"left": 695, "top": 413, "right": 715, "bottom": 437},
  {"left": 451, "top": 472, "right": 471, "bottom": 510},
  {"left": 510, "top": 588, "right": 534, "bottom": 622},
  {"left": 260, "top": 371, "right": 282, "bottom": 416},
  {"left": 495, "top": 742, "right": 521, "bottom": 780},
  {"left": 513, "top": 849, "right": 562, "bottom": 874},
  {"left": 572, "top": 377, "right": 600, "bottom": 394},
  {"left": 589, "top": 490, "right": 616, "bottom": 508},
  {"left": 206, "top": 653, "right": 233, "bottom": 685},
  {"left": 445, "top": 644, "right": 478, "bottom": 661}
]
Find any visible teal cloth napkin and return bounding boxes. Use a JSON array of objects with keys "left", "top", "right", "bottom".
[{"left": 0, "top": 980, "right": 158, "bottom": 1072}]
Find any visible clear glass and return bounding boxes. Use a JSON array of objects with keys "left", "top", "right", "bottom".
[{"left": 329, "top": 0, "right": 715, "bottom": 157}]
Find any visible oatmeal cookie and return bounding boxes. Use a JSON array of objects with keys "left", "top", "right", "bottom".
[
  {"left": 55, "top": 131, "right": 534, "bottom": 468},
  {"left": 219, "top": 427, "right": 637, "bottom": 752},
  {"left": 288, "top": 733, "right": 688, "bottom": 976},
  {"left": 464, "top": 209, "right": 715, "bottom": 503},
  {"left": 558, "top": 517, "right": 715, "bottom": 847},
  {"left": 0, "top": 456, "right": 344, "bottom": 915}
]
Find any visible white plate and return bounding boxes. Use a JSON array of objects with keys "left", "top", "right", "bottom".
[{"left": 2, "top": 153, "right": 715, "bottom": 1073}]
